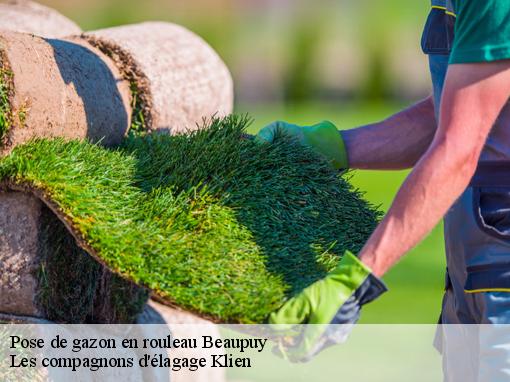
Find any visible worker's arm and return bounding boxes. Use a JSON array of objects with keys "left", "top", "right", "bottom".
[
  {"left": 268, "top": 61, "right": 510, "bottom": 362},
  {"left": 257, "top": 96, "right": 437, "bottom": 170},
  {"left": 359, "top": 61, "right": 510, "bottom": 277},
  {"left": 342, "top": 96, "right": 437, "bottom": 170}
]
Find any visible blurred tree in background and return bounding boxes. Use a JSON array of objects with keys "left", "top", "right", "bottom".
[
  {"left": 40, "top": 0, "right": 431, "bottom": 106},
  {"left": 284, "top": 16, "right": 323, "bottom": 103}
]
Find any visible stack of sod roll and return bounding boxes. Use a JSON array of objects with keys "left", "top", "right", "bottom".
[
  {"left": 0, "top": 0, "right": 379, "bottom": 360},
  {"left": 0, "top": 2, "right": 233, "bottom": 380},
  {"left": 0, "top": 13, "right": 233, "bottom": 152},
  {"left": 0, "top": 0, "right": 234, "bottom": 320},
  {"left": 0, "top": 22, "right": 231, "bottom": 300}
]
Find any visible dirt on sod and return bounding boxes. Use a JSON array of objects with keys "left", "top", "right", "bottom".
[
  {"left": 0, "top": 191, "right": 43, "bottom": 317},
  {"left": 0, "top": 31, "right": 132, "bottom": 154},
  {"left": 0, "top": 116, "right": 381, "bottom": 323}
]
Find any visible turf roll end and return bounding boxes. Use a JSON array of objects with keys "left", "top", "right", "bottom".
[
  {"left": 85, "top": 22, "right": 234, "bottom": 136},
  {"left": 0, "top": 191, "right": 44, "bottom": 317},
  {"left": 82, "top": 35, "right": 152, "bottom": 135}
]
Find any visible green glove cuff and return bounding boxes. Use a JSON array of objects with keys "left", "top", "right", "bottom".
[
  {"left": 268, "top": 250, "right": 383, "bottom": 325},
  {"left": 302, "top": 121, "right": 349, "bottom": 170},
  {"left": 330, "top": 250, "right": 372, "bottom": 285}
]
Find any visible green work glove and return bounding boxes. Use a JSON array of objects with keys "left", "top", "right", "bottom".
[
  {"left": 256, "top": 120, "right": 349, "bottom": 170},
  {"left": 268, "top": 251, "right": 387, "bottom": 362}
]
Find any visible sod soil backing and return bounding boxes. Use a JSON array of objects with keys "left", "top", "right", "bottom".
[
  {"left": 0, "top": 191, "right": 43, "bottom": 317},
  {"left": 0, "top": 116, "right": 380, "bottom": 323}
]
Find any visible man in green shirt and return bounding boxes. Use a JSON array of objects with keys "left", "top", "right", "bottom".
[{"left": 260, "top": 0, "right": 510, "bottom": 374}]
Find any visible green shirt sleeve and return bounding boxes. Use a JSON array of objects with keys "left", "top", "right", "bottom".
[{"left": 450, "top": 0, "right": 510, "bottom": 64}]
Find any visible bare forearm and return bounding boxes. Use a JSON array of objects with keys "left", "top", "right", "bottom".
[
  {"left": 342, "top": 97, "right": 437, "bottom": 170},
  {"left": 359, "top": 140, "right": 476, "bottom": 277},
  {"left": 358, "top": 62, "right": 510, "bottom": 277}
]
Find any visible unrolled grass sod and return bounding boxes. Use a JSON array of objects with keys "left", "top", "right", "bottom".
[{"left": 0, "top": 115, "right": 380, "bottom": 323}]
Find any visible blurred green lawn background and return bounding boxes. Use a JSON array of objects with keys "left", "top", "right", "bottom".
[
  {"left": 38, "top": 0, "right": 444, "bottom": 323},
  {"left": 42, "top": 0, "right": 431, "bottom": 105}
]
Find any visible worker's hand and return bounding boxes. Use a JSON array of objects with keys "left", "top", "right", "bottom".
[
  {"left": 256, "top": 120, "right": 349, "bottom": 170},
  {"left": 268, "top": 251, "right": 387, "bottom": 362}
]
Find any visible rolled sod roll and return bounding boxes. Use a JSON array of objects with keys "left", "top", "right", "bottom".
[
  {"left": 0, "top": 0, "right": 81, "bottom": 38},
  {"left": 0, "top": 31, "right": 131, "bottom": 154},
  {"left": 84, "top": 22, "right": 234, "bottom": 135},
  {"left": 0, "top": 116, "right": 381, "bottom": 323}
]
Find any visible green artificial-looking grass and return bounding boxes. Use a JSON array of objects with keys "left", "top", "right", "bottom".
[{"left": 0, "top": 116, "right": 380, "bottom": 323}]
